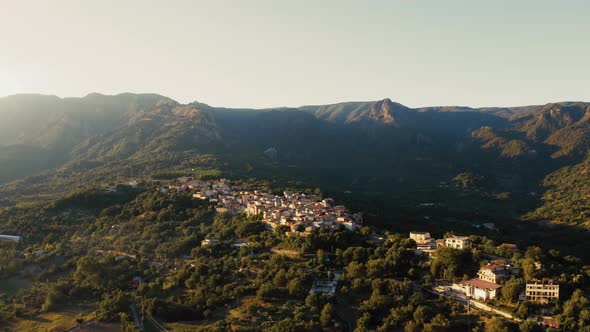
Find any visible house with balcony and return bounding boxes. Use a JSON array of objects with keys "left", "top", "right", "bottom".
[
  {"left": 477, "top": 264, "right": 511, "bottom": 284},
  {"left": 524, "top": 279, "right": 559, "bottom": 303},
  {"left": 444, "top": 235, "right": 470, "bottom": 249}
]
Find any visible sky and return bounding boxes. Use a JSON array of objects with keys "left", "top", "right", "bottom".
[{"left": 0, "top": 0, "right": 589, "bottom": 108}]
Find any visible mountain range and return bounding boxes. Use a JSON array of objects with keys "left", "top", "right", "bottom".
[{"left": 1, "top": 93, "right": 590, "bottom": 227}]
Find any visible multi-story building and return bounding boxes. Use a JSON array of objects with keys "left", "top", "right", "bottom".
[
  {"left": 444, "top": 236, "right": 470, "bottom": 249},
  {"left": 410, "top": 231, "right": 432, "bottom": 244},
  {"left": 453, "top": 278, "right": 502, "bottom": 301},
  {"left": 477, "top": 264, "right": 511, "bottom": 284},
  {"left": 525, "top": 280, "right": 559, "bottom": 303}
]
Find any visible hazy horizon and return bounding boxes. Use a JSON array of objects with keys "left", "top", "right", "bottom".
[
  {"left": 2, "top": 91, "right": 590, "bottom": 110},
  {"left": 2, "top": 0, "right": 589, "bottom": 108}
]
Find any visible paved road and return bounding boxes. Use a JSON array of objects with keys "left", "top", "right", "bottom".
[
  {"left": 130, "top": 304, "right": 144, "bottom": 331},
  {"left": 438, "top": 288, "right": 520, "bottom": 322}
]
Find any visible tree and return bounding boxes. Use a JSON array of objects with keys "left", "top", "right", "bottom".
[
  {"left": 423, "top": 314, "right": 449, "bottom": 331},
  {"left": 120, "top": 312, "right": 141, "bottom": 332},
  {"left": 501, "top": 278, "right": 525, "bottom": 303},
  {"left": 316, "top": 249, "right": 327, "bottom": 265},
  {"left": 521, "top": 258, "right": 536, "bottom": 280},
  {"left": 236, "top": 221, "right": 265, "bottom": 238},
  {"left": 559, "top": 289, "right": 590, "bottom": 330},
  {"left": 273, "top": 269, "right": 287, "bottom": 287},
  {"left": 404, "top": 320, "right": 419, "bottom": 332},
  {"left": 256, "top": 283, "right": 275, "bottom": 301},
  {"left": 412, "top": 305, "right": 428, "bottom": 325},
  {"left": 430, "top": 247, "right": 477, "bottom": 280},
  {"left": 287, "top": 277, "right": 305, "bottom": 297},
  {"left": 485, "top": 317, "right": 511, "bottom": 332},
  {"left": 320, "top": 303, "right": 334, "bottom": 327},
  {"left": 516, "top": 301, "right": 529, "bottom": 319},
  {"left": 453, "top": 171, "right": 485, "bottom": 190},
  {"left": 518, "top": 320, "right": 543, "bottom": 332},
  {"left": 42, "top": 288, "right": 62, "bottom": 312},
  {"left": 98, "top": 290, "right": 131, "bottom": 322},
  {"left": 345, "top": 261, "right": 364, "bottom": 279},
  {"left": 525, "top": 246, "right": 543, "bottom": 261},
  {"left": 354, "top": 313, "right": 371, "bottom": 332}
]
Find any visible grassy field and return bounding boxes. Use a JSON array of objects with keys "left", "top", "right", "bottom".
[{"left": 3, "top": 304, "right": 102, "bottom": 332}]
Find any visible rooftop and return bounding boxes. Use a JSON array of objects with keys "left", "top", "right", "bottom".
[
  {"left": 447, "top": 236, "right": 469, "bottom": 240},
  {"left": 481, "top": 264, "right": 502, "bottom": 270},
  {"left": 460, "top": 278, "right": 502, "bottom": 290},
  {"left": 0, "top": 235, "right": 21, "bottom": 242},
  {"left": 527, "top": 279, "right": 559, "bottom": 285}
]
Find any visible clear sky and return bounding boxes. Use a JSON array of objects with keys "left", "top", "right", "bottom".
[{"left": 1, "top": 0, "right": 589, "bottom": 108}]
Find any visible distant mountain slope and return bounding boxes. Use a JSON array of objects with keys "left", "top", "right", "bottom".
[
  {"left": 0, "top": 93, "right": 171, "bottom": 148},
  {"left": 526, "top": 155, "right": 590, "bottom": 227},
  {"left": 466, "top": 102, "right": 590, "bottom": 159},
  {"left": 71, "top": 100, "right": 220, "bottom": 162},
  {"left": 1, "top": 93, "right": 590, "bottom": 228},
  {"left": 0, "top": 93, "right": 174, "bottom": 182}
]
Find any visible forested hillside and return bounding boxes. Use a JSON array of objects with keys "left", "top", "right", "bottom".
[
  {"left": 1, "top": 183, "right": 589, "bottom": 331},
  {"left": 1, "top": 93, "right": 590, "bottom": 229}
]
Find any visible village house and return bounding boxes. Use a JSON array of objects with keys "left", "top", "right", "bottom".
[
  {"left": 367, "top": 234, "right": 386, "bottom": 245},
  {"left": 499, "top": 243, "right": 518, "bottom": 253},
  {"left": 410, "top": 231, "right": 432, "bottom": 244},
  {"left": 444, "top": 235, "right": 470, "bottom": 249},
  {"left": 477, "top": 263, "right": 511, "bottom": 284},
  {"left": 524, "top": 279, "right": 559, "bottom": 303},
  {"left": 453, "top": 278, "right": 502, "bottom": 301},
  {"left": 201, "top": 237, "right": 219, "bottom": 247},
  {"left": 0, "top": 235, "right": 21, "bottom": 243}
]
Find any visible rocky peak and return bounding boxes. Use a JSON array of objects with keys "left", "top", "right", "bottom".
[{"left": 368, "top": 98, "right": 411, "bottom": 127}]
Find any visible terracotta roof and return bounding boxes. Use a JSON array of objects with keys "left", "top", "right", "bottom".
[
  {"left": 460, "top": 278, "right": 502, "bottom": 290},
  {"left": 481, "top": 264, "right": 502, "bottom": 270}
]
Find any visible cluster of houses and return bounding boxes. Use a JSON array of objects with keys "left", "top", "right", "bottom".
[
  {"left": 186, "top": 179, "right": 362, "bottom": 234},
  {"left": 409, "top": 231, "right": 560, "bottom": 304},
  {"left": 409, "top": 231, "right": 470, "bottom": 256}
]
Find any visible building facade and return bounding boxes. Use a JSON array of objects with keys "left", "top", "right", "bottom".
[
  {"left": 445, "top": 236, "right": 470, "bottom": 249},
  {"left": 410, "top": 231, "right": 432, "bottom": 244},
  {"left": 525, "top": 280, "right": 559, "bottom": 303},
  {"left": 453, "top": 278, "right": 502, "bottom": 301},
  {"left": 477, "top": 264, "right": 511, "bottom": 284}
]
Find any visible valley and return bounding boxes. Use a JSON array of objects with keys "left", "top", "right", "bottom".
[{"left": 1, "top": 94, "right": 590, "bottom": 331}]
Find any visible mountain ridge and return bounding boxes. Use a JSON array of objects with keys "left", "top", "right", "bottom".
[{"left": 1, "top": 93, "right": 590, "bottom": 229}]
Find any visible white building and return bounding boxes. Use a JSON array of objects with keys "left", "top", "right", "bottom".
[
  {"left": 201, "top": 237, "right": 219, "bottom": 247},
  {"left": 410, "top": 231, "right": 432, "bottom": 244},
  {"left": 454, "top": 278, "right": 501, "bottom": 301},
  {"left": 525, "top": 280, "right": 559, "bottom": 303},
  {"left": 445, "top": 236, "right": 470, "bottom": 249},
  {"left": 477, "top": 264, "right": 511, "bottom": 284},
  {"left": 0, "top": 235, "right": 21, "bottom": 243}
]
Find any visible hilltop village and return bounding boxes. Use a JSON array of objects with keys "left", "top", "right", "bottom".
[
  {"left": 166, "top": 178, "right": 363, "bottom": 235},
  {"left": 163, "top": 178, "right": 562, "bottom": 309},
  {"left": 2, "top": 177, "right": 565, "bottom": 330},
  {"left": 1, "top": 176, "right": 586, "bottom": 331}
]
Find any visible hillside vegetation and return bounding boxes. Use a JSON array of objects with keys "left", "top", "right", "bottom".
[{"left": 1, "top": 94, "right": 590, "bottom": 228}]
